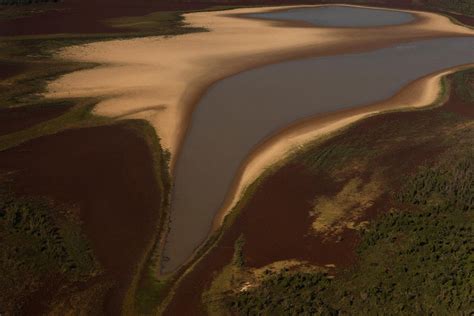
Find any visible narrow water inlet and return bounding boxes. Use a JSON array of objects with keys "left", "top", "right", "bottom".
[{"left": 162, "top": 6, "right": 474, "bottom": 274}]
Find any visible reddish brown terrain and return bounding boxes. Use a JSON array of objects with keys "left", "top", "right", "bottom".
[
  {"left": 0, "top": 122, "right": 162, "bottom": 315},
  {"left": 239, "top": 165, "right": 358, "bottom": 268},
  {"left": 163, "top": 164, "right": 360, "bottom": 315},
  {"left": 0, "top": 102, "right": 72, "bottom": 136},
  {"left": 0, "top": 0, "right": 473, "bottom": 36},
  {"left": 0, "top": 61, "right": 24, "bottom": 80},
  {"left": 0, "top": 0, "right": 213, "bottom": 36}
]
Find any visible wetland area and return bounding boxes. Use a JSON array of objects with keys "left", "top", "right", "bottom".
[{"left": 0, "top": 1, "right": 473, "bottom": 315}]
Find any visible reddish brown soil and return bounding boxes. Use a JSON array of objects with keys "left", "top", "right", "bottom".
[
  {"left": 239, "top": 165, "right": 359, "bottom": 268},
  {"left": 0, "top": 121, "right": 162, "bottom": 315},
  {"left": 0, "top": 0, "right": 214, "bottom": 36},
  {"left": 0, "top": 102, "right": 72, "bottom": 136},
  {"left": 164, "top": 234, "right": 234, "bottom": 316},
  {"left": 0, "top": 0, "right": 472, "bottom": 36},
  {"left": 0, "top": 61, "right": 24, "bottom": 80},
  {"left": 445, "top": 83, "right": 474, "bottom": 119},
  {"left": 164, "top": 164, "right": 360, "bottom": 316}
]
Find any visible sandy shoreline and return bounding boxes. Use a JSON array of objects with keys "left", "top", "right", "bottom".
[
  {"left": 211, "top": 63, "right": 474, "bottom": 229},
  {"left": 45, "top": 4, "right": 474, "bottom": 272}
]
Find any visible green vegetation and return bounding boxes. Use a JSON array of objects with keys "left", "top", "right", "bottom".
[
  {"left": 227, "top": 143, "right": 473, "bottom": 316},
  {"left": 426, "top": 0, "right": 474, "bottom": 16},
  {"left": 230, "top": 271, "right": 335, "bottom": 315},
  {"left": 233, "top": 235, "right": 246, "bottom": 267},
  {"left": 397, "top": 153, "right": 473, "bottom": 211},
  {"left": 0, "top": 187, "right": 100, "bottom": 314},
  {"left": 106, "top": 10, "right": 206, "bottom": 35},
  {"left": 454, "top": 69, "right": 474, "bottom": 102},
  {"left": 202, "top": 236, "right": 249, "bottom": 316},
  {"left": 0, "top": 100, "right": 107, "bottom": 151},
  {"left": 122, "top": 121, "right": 173, "bottom": 315},
  {"left": 345, "top": 155, "right": 473, "bottom": 314},
  {"left": 208, "top": 69, "right": 474, "bottom": 315},
  {"left": 134, "top": 271, "right": 171, "bottom": 315}
]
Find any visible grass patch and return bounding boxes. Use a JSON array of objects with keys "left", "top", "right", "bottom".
[
  {"left": 311, "top": 174, "right": 382, "bottom": 234},
  {"left": 119, "top": 121, "right": 173, "bottom": 315},
  {"left": 453, "top": 69, "right": 474, "bottom": 103},
  {"left": 425, "top": 0, "right": 474, "bottom": 16},
  {"left": 233, "top": 235, "right": 246, "bottom": 268},
  {"left": 300, "top": 140, "right": 375, "bottom": 174},
  {"left": 106, "top": 10, "right": 206, "bottom": 35}
]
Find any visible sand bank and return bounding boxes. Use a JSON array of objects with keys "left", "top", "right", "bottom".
[
  {"left": 46, "top": 5, "right": 472, "bottom": 169},
  {"left": 212, "top": 64, "right": 473, "bottom": 228}
]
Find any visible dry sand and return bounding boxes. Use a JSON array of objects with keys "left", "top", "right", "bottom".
[{"left": 46, "top": 5, "right": 473, "bottom": 227}]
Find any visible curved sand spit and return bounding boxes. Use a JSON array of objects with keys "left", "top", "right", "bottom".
[
  {"left": 46, "top": 4, "right": 473, "bottom": 251},
  {"left": 212, "top": 64, "right": 474, "bottom": 228}
]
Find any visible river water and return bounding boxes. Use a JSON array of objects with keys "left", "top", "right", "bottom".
[{"left": 247, "top": 5, "right": 415, "bottom": 27}]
